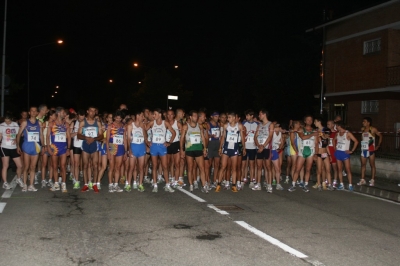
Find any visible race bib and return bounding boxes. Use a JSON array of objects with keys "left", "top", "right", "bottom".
[
  {"left": 361, "top": 141, "right": 369, "bottom": 150},
  {"left": 84, "top": 127, "right": 97, "bottom": 137},
  {"left": 27, "top": 132, "right": 39, "bottom": 142},
  {"left": 303, "top": 139, "right": 312, "bottom": 147},
  {"left": 336, "top": 142, "right": 345, "bottom": 151},
  {"left": 257, "top": 136, "right": 266, "bottom": 145},
  {"left": 246, "top": 132, "right": 254, "bottom": 143},
  {"left": 153, "top": 133, "right": 165, "bottom": 144},
  {"left": 132, "top": 135, "right": 144, "bottom": 144},
  {"left": 211, "top": 128, "right": 220, "bottom": 138},
  {"left": 272, "top": 142, "right": 280, "bottom": 150},
  {"left": 329, "top": 138, "right": 333, "bottom": 147},
  {"left": 190, "top": 133, "right": 201, "bottom": 144},
  {"left": 113, "top": 134, "right": 124, "bottom": 145},
  {"left": 227, "top": 132, "right": 238, "bottom": 143},
  {"left": 5, "top": 137, "right": 15, "bottom": 146},
  {"left": 54, "top": 132, "right": 66, "bottom": 142}
]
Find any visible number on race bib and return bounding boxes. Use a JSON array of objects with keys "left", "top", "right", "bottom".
[
  {"left": 28, "top": 132, "right": 39, "bottom": 142},
  {"left": 113, "top": 134, "right": 123, "bottom": 145},
  {"left": 361, "top": 141, "right": 369, "bottom": 150},
  {"left": 132, "top": 136, "right": 144, "bottom": 144},
  {"left": 54, "top": 133, "right": 66, "bottom": 142},
  {"left": 190, "top": 134, "right": 201, "bottom": 144},
  {"left": 84, "top": 127, "right": 97, "bottom": 137}
]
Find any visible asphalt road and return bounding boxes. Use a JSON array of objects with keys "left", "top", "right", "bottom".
[{"left": 1, "top": 170, "right": 400, "bottom": 266}]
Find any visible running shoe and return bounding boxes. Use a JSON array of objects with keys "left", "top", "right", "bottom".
[
  {"left": 322, "top": 182, "right": 327, "bottom": 190},
  {"left": 223, "top": 184, "right": 230, "bottom": 190},
  {"left": 272, "top": 179, "right": 276, "bottom": 186},
  {"left": 93, "top": 184, "right": 99, "bottom": 193},
  {"left": 97, "top": 183, "right": 101, "bottom": 190},
  {"left": 114, "top": 184, "right": 123, "bottom": 192},
  {"left": 164, "top": 185, "right": 175, "bottom": 193},
  {"left": 108, "top": 184, "right": 114, "bottom": 193},
  {"left": 201, "top": 186, "right": 209, "bottom": 193},
  {"left": 16, "top": 177, "right": 24, "bottom": 188},
  {"left": 284, "top": 177, "right": 289, "bottom": 184},
  {"left": 267, "top": 185, "right": 273, "bottom": 193},
  {"left": 237, "top": 183, "right": 242, "bottom": 191},
  {"left": 299, "top": 182, "right": 305, "bottom": 189},
  {"left": 348, "top": 185, "right": 354, "bottom": 191},
  {"left": 312, "top": 183, "right": 318, "bottom": 189},
  {"left": 178, "top": 180, "right": 185, "bottom": 187},
  {"left": 144, "top": 177, "right": 151, "bottom": 184},
  {"left": 28, "top": 185, "right": 37, "bottom": 192},
  {"left": 74, "top": 181, "right": 80, "bottom": 190},
  {"left": 337, "top": 184, "right": 344, "bottom": 190},
  {"left": 125, "top": 184, "right": 131, "bottom": 192},
  {"left": 215, "top": 185, "right": 221, "bottom": 192},
  {"left": 41, "top": 180, "right": 47, "bottom": 188},
  {"left": 66, "top": 164, "right": 71, "bottom": 173},
  {"left": 327, "top": 185, "right": 334, "bottom": 191},
  {"left": 2, "top": 182, "right": 12, "bottom": 189},
  {"left": 288, "top": 186, "right": 296, "bottom": 192},
  {"left": 152, "top": 186, "right": 158, "bottom": 193},
  {"left": 53, "top": 182, "right": 60, "bottom": 191},
  {"left": 369, "top": 179, "right": 375, "bottom": 187},
  {"left": 138, "top": 184, "right": 145, "bottom": 192},
  {"left": 61, "top": 183, "right": 67, "bottom": 193},
  {"left": 252, "top": 184, "right": 261, "bottom": 191},
  {"left": 133, "top": 182, "right": 138, "bottom": 190},
  {"left": 81, "top": 185, "right": 89, "bottom": 192},
  {"left": 88, "top": 181, "right": 93, "bottom": 190},
  {"left": 189, "top": 185, "right": 193, "bottom": 192},
  {"left": 302, "top": 185, "right": 310, "bottom": 193},
  {"left": 276, "top": 184, "right": 284, "bottom": 191},
  {"left": 231, "top": 186, "right": 238, "bottom": 193},
  {"left": 22, "top": 184, "right": 28, "bottom": 192},
  {"left": 342, "top": 170, "right": 347, "bottom": 177},
  {"left": 194, "top": 181, "right": 199, "bottom": 190},
  {"left": 318, "top": 185, "right": 322, "bottom": 192},
  {"left": 157, "top": 176, "right": 165, "bottom": 184},
  {"left": 34, "top": 171, "right": 40, "bottom": 185},
  {"left": 357, "top": 179, "right": 366, "bottom": 186}
]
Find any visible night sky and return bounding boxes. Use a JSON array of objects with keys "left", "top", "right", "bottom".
[{"left": 1, "top": 0, "right": 387, "bottom": 122}]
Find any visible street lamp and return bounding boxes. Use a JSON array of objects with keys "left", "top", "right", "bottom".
[
  {"left": 167, "top": 95, "right": 178, "bottom": 110},
  {"left": 27, "top": 40, "right": 63, "bottom": 109},
  {"left": 109, "top": 79, "right": 113, "bottom": 83}
]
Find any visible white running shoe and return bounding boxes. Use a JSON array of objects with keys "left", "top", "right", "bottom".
[
  {"left": 41, "top": 180, "right": 47, "bottom": 188},
  {"left": 28, "top": 185, "right": 37, "bottom": 192},
  {"left": 164, "top": 185, "right": 175, "bottom": 193},
  {"left": 16, "top": 177, "right": 24, "bottom": 188},
  {"left": 2, "top": 182, "right": 12, "bottom": 189},
  {"left": 194, "top": 181, "right": 199, "bottom": 190}
]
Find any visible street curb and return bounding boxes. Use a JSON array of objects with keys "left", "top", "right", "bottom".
[{"left": 353, "top": 185, "right": 400, "bottom": 202}]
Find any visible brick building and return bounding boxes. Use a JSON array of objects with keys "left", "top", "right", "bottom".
[{"left": 309, "top": 0, "right": 400, "bottom": 132}]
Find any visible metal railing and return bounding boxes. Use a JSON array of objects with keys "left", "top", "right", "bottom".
[{"left": 387, "top": 66, "right": 400, "bottom": 86}]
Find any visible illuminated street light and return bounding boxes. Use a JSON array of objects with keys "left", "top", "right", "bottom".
[
  {"left": 174, "top": 65, "right": 179, "bottom": 69},
  {"left": 133, "top": 63, "right": 138, "bottom": 67},
  {"left": 109, "top": 79, "right": 113, "bottom": 83},
  {"left": 55, "top": 91, "right": 57, "bottom": 93},
  {"left": 138, "top": 81, "right": 141, "bottom": 84},
  {"left": 56, "top": 85, "right": 59, "bottom": 89},
  {"left": 51, "top": 95, "right": 54, "bottom": 98}
]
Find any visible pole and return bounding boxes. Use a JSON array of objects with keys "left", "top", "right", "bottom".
[
  {"left": 1, "top": 0, "right": 7, "bottom": 116},
  {"left": 320, "top": 11, "right": 326, "bottom": 115}
]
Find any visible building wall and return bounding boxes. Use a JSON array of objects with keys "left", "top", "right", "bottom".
[
  {"left": 325, "top": 29, "right": 388, "bottom": 93},
  {"left": 346, "top": 100, "right": 400, "bottom": 131},
  {"left": 388, "top": 29, "right": 400, "bottom": 67},
  {"left": 326, "top": 2, "right": 400, "bottom": 41}
]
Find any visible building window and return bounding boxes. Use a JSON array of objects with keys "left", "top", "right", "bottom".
[
  {"left": 361, "top": 100, "right": 379, "bottom": 114},
  {"left": 363, "top": 39, "right": 381, "bottom": 55}
]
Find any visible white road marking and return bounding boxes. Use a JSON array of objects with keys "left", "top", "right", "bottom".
[
  {"left": 177, "top": 187, "right": 206, "bottom": 202},
  {"left": 0, "top": 202, "right": 6, "bottom": 213},
  {"left": 207, "top": 204, "right": 229, "bottom": 215},
  {"left": 344, "top": 189, "right": 400, "bottom": 205}
]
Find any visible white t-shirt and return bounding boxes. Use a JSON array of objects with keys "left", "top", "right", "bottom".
[{"left": 0, "top": 122, "right": 19, "bottom": 149}]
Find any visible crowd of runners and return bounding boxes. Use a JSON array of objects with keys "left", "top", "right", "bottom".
[{"left": 0, "top": 103, "right": 386, "bottom": 194}]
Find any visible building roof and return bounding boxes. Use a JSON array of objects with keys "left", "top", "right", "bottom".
[{"left": 306, "top": 0, "right": 399, "bottom": 32}]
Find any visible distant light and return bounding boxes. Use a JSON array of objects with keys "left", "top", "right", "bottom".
[
  {"left": 109, "top": 79, "right": 113, "bottom": 83},
  {"left": 56, "top": 86, "right": 59, "bottom": 89},
  {"left": 55, "top": 91, "right": 58, "bottom": 94},
  {"left": 168, "top": 95, "right": 178, "bottom": 100},
  {"left": 174, "top": 65, "right": 179, "bottom": 69},
  {"left": 51, "top": 95, "right": 54, "bottom": 98},
  {"left": 138, "top": 81, "right": 141, "bottom": 84},
  {"left": 57, "top": 40, "right": 63, "bottom": 44},
  {"left": 133, "top": 63, "right": 138, "bottom": 67},
  {"left": 323, "top": 97, "right": 326, "bottom": 100}
]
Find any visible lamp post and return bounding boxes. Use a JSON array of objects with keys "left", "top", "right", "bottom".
[
  {"left": 1, "top": 0, "right": 7, "bottom": 116},
  {"left": 27, "top": 40, "right": 63, "bottom": 109},
  {"left": 167, "top": 95, "right": 178, "bottom": 110}
]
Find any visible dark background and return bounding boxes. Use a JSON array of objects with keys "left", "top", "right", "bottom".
[{"left": 1, "top": 0, "right": 387, "bottom": 122}]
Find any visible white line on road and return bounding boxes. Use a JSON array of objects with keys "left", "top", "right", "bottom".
[
  {"left": 0, "top": 203, "right": 6, "bottom": 213},
  {"left": 207, "top": 204, "right": 229, "bottom": 215},
  {"left": 177, "top": 187, "right": 207, "bottom": 202}
]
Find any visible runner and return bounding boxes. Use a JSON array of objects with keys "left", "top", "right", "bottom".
[
  {"left": 47, "top": 107, "right": 71, "bottom": 193},
  {"left": 253, "top": 109, "right": 274, "bottom": 192},
  {"left": 127, "top": 110, "right": 148, "bottom": 192},
  {"left": 326, "top": 120, "right": 338, "bottom": 188},
  {"left": 215, "top": 111, "right": 246, "bottom": 192},
  {"left": 77, "top": 106, "right": 103, "bottom": 193},
  {"left": 41, "top": 110, "right": 56, "bottom": 188},
  {"left": 357, "top": 117, "right": 382, "bottom": 187},
  {"left": 71, "top": 110, "right": 85, "bottom": 189},
  {"left": 166, "top": 109, "right": 182, "bottom": 187},
  {"left": 0, "top": 114, "right": 22, "bottom": 189},
  {"left": 97, "top": 113, "right": 113, "bottom": 190},
  {"left": 271, "top": 123, "right": 284, "bottom": 191},
  {"left": 146, "top": 108, "right": 176, "bottom": 193},
  {"left": 288, "top": 115, "right": 318, "bottom": 192},
  {"left": 106, "top": 110, "right": 126, "bottom": 192},
  {"left": 198, "top": 110, "right": 209, "bottom": 189},
  {"left": 34, "top": 104, "right": 48, "bottom": 185},
  {"left": 242, "top": 110, "right": 259, "bottom": 189},
  {"left": 334, "top": 122, "right": 359, "bottom": 191},
  {"left": 314, "top": 118, "right": 333, "bottom": 191},
  {"left": 16, "top": 106, "right": 43, "bottom": 192},
  {"left": 205, "top": 111, "right": 221, "bottom": 188},
  {"left": 180, "top": 110, "right": 208, "bottom": 193}
]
